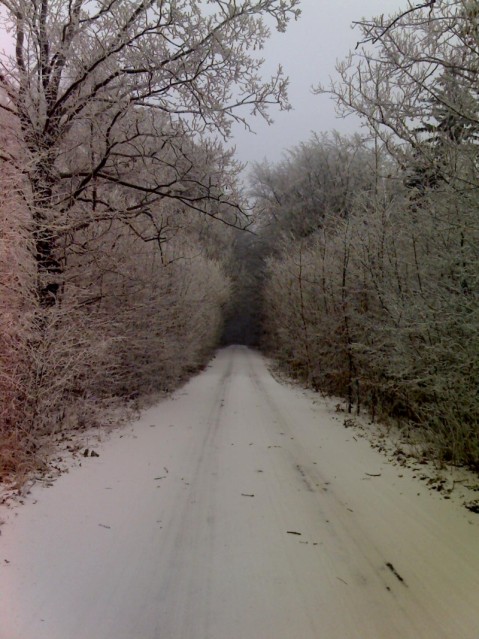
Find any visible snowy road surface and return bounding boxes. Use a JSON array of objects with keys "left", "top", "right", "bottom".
[{"left": 1, "top": 347, "right": 479, "bottom": 638}]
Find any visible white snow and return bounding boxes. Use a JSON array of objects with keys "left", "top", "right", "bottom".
[{"left": 1, "top": 346, "right": 479, "bottom": 638}]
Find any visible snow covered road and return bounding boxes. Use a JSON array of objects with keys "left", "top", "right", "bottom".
[{"left": 1, "top": 346, "right": 479, "bottom": 638}]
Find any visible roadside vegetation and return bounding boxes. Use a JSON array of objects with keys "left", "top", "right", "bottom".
[
  {"left": 0, "top": 0, "right": 300, "bottom": 482},
  {"left": 253, "top": 1, "right": 479, "bottom": 470}
]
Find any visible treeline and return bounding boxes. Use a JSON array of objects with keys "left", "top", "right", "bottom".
[
  {"left": 255, "top": 1, "right": 479, "bottom": 469},
  {"left": 0, "top": 0, "right": 300, "bottom": 479}
]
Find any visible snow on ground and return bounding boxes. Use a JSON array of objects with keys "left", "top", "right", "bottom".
[{"left": 1, "top": 346, "right": 479, "bottom": 639}]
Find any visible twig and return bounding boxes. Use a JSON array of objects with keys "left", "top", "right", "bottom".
[{"left": 354, "top": 1, "right": 436, "bottom": 49}]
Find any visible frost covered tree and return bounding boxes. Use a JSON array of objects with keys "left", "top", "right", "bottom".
[
  {"left": 318, "top": 0, "right": 479, "bottom": 176},
  {"left": 261, "top": 0, "right": 479, "bottom": 468},
  {"left": 0, "top": 0, "right": 300, "bottom": 307},
  {"left": 319, "top": 2, "right": 479, "bottom": 460},
  {"left": 251, "top": 132, "right": 379, "bottom": 249},
  {"left": 405, "top": 66, "right": 479, "bottom": 194},
  {"left": 256, "top": 134, "right": 386, "bottom": 393}
]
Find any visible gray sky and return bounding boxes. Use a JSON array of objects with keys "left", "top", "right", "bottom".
[{"left": 233, "top": 0, "right": 407, "bottom": 166}]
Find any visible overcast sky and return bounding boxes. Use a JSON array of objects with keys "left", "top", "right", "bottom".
[{"left": 233, "top": 0, "right": 407, "bottom": 167}]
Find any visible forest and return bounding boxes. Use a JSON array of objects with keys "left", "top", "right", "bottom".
[{"left": 0, "top": 0, "right": 478, "bottom": 481}]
